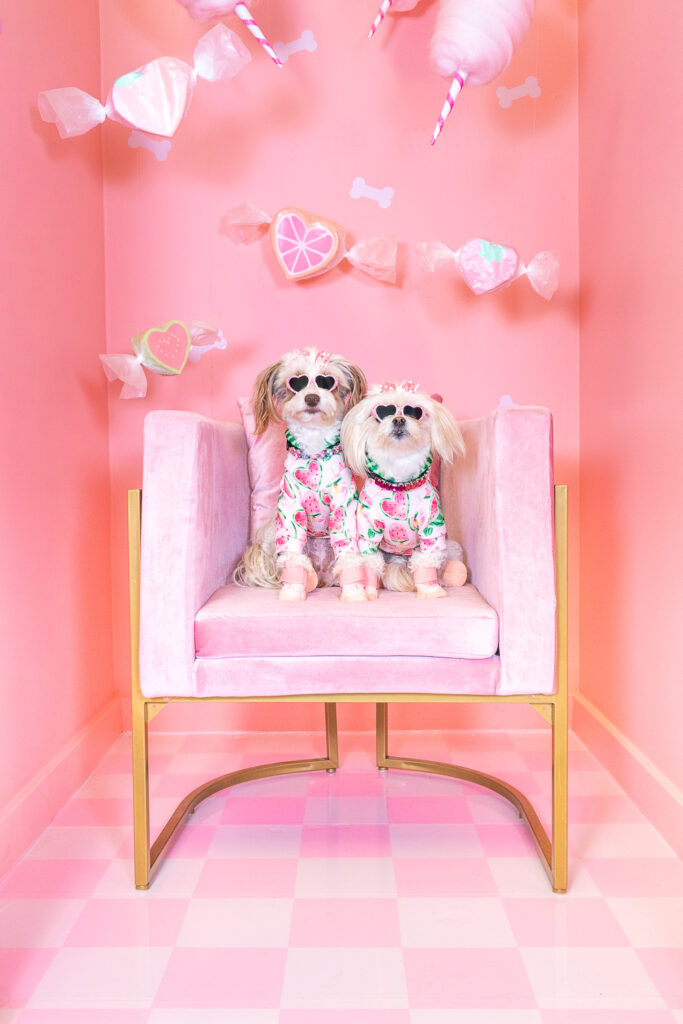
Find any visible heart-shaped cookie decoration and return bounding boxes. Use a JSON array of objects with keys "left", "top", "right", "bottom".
[
  {"left": 270, "top": 208, "right": 343, "bottom": 281},
  {"left": 134, "top": 321, "right": 191, "bottom": 375},
  {"left": 110, "top": 57, "right": 194, "bottom": 138}
]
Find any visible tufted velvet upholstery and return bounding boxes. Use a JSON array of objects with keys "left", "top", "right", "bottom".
[{"left": 139, "top": 406, "right": 556, "bottom": 699}]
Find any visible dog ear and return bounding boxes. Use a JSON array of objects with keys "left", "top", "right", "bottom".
[
  {"left": 428, "top": 399, "right": 465, "bottom": 464},
  {"left": 337, "top": 360, "right": 367, "bottom": 410},
  {"left": 340, "top": 398, "right": 373, "bottom": 476},
  {"left": 252, "top": 361, "right": 282, "bottom": 434}
]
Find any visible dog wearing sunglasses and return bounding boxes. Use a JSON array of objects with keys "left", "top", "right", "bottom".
[
  {"left": 341, "top": 382, "right": 468, "bottom": 598},
  {"left": 234, "top": 348, "right": 368, "bottom": 601}
]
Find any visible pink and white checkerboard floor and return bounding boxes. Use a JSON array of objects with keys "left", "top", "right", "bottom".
[{"left": 1, "top": 728, "right": 682, "bottom": 1022}]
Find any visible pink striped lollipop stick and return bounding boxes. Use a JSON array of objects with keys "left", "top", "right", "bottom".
[
  {"left": 368, "top": 0, "right": 393, "bottom": 38},
  {"left": 234, "top": 2, "right": 283, "bottom": 66},
  {"left": 430, "top": 70, "right": 468, "bottom": 145}
]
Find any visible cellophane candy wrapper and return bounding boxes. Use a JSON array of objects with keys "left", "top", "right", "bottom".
[
  {"left": 225, "top": 203, "right": 397, "bottom": 284},
  {"left": 100, "top": 320, "right": 225, "bottom": 399},
  {"left": 38, "top": 24, "right": 251, "bottom": 140},
  {"left": 417, "top": 238, "right": 559, "bottom": 299}
]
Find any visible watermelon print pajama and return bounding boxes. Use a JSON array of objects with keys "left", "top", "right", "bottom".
[
  {"left": 275, "top": 448, "right": 359, "bottom": 558},
  {"left": 357, "top": 477, "right": 447, "bottom": 559}
]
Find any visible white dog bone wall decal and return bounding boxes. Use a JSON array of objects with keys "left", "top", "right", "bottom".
[
  {"left": 128, "top": 129, "right": 172, "bottom": 161},
  {"left": 349, "top": 177, "right": 394, "bottom": 210},
  {"left": 188, "top": 331, "right": 227, "bottom": 363},
  {"left": 496, "top": 75, "right": 541, "bottom": 109},
  {"left": 273, "top": 29, "right": 317, "bottom": 64}
]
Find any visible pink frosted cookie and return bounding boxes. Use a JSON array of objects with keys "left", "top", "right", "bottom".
[
  {"left": 132, "top": 321, "right": 191, "bottom": 375},
  {"left": 270, "top": 208, "right": 342, "bottom": 281}
]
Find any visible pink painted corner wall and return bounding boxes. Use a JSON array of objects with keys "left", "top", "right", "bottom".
[
  {"left": 577, "top": 0, "right": 683, "bottom": 847},
  {"left": 99, "top": 0, "right": 580, "bottom": 732},
  {"left": 0, "top": 3, "right": 117, "bottom": 873}
]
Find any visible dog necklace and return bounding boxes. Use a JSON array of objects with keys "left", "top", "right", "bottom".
[
  {"left": 285, "top": 429, "right": 342, "bottom": 461},
  {"left": 364, "top": 454, "right": 434, "bottom": 492}
]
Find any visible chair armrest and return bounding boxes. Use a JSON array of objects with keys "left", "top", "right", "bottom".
[
  {"left": 139, "top": 411, "right": 249, "bottom": 697},
  {"left": 441, "top": 406, "right": 556, "bottom": 695}
]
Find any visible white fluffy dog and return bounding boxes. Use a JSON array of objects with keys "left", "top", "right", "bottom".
[
  {"left": 234, "top": 348, "right": 367, "bottom": 601},
  {"left": 341, "top": 381, "right": 467, "bottom": 598}
]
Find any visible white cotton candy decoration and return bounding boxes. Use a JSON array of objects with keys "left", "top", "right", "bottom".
[
  {"left": 430, "top": 0, "right": 534, "bottom": 87},
  {"left": 176, "top": 0, "right": 242, "bottom": 21}
]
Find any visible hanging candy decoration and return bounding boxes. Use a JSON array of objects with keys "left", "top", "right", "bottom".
[
  {"left": 224, "top": 203, "right": 397, "bottom": 284},
  {"left": 175, "top": 0, "right": 282, "bottom": 67},
  {"left": 38, "top": 24, "right": 250, "bottom": 141},
  {"left": 417, "top": 238, "right": 559, "bottom": 299},
  {"left": 367, "top": 0, "right": 424, "bottom": 39},
  {"left": 429, "top": 0, "right": 534, "bottom": 144},
  {"left": 100, "top": 321, "right": 227, "bottom": 399}
]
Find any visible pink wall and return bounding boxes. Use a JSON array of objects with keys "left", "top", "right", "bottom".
[
  {"left": 577, "top": 0, "right": 683, "bottom": 849},
  {"left": 0, "top": 3, "right": 118, "bottom": 874},
  {"left": 98, "top": 0, "right": 580, "bottom": 733}
]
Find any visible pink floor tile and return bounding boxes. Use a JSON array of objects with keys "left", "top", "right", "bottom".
[
  {"left": 64, "top": 898, "right": 188, "bottom": 947},
  {"left": 389, "top": 823, "right": 484, "bottom": 858},
  {"left": 583, "top": 858, "right": 683, "bottom": 896},
  {"left": 229, "top": 774, "right": 313, "bottom": 798},
  {"left": 207, "top": 824, "right": 302, "bottom": 859},
  {"left": 503, "top": 897, "right": 630, "bottom": 946},
  {"left": 151, "top": 773, "right": 214, "bottom": 799},
  {"left": 154, "top": 948, "right": 287, "bottom": 1008},
  {"left": 16, "top": 1010, "right": 150, "bottom": 1023},
  {"left": 294, "top": 857, "right": 396, "bottom": 898},
  {"left": 520, "top": 947, "right": 665, "bottom": 1010},
  {"left": 0, "top": 861, "right": 109, "bottom": 899},
  {"left": 386, "top": 796, "right": 473, "bottom": 824},
  {"left": 25, "top": 827, "right": 129, "bottom": 862},
  {"left": 399, "top": 896, "right": 515, "bottom": 947},
  {"left": 279, "top": 1012, "right": 410, "bottom": 1023},
  {"left": 93, "top": 858, "right": 203, "bottom": 899},
  {"left": 176, "top": 897, "right": 293, "bottom": 947},
  {"left": 637, "top": 949, "right": 683, "bottom": 1009},
  {"left": 488, "top": 857, "right": 601, "bottom": 897},
  {"left": 288, "top": 898, "right": 401, "bottom": 947},
  {"left": 567, "top": 795, "right": 646, "bottom": 823},
  {"left": 194, "top": 858, "right": 298, "bottom": 897},
  {"left": 27, "top": 947, "right": 172, "bottom": 1009},
  {"left": 304, "top": 796, "right": 388, "bottom": 826},
  {"left": 308, "top": 772, "right": 386, "bottom": 797},
  {"left": 570, "top": 823, "right": 676, "bottom": 859},
  {"left": 0, "top": 950, "right": 57, "bottom": 1007},
  {"left": 0, "top": 900, "right": 85, "bottom": 948},
  {"left": 52, "top": 800, "right": 132, "bottom": 828},
  {"left": 540, "top": 1011, "right": 677, "bottom": 1023},
  {"left": 219, "top": 797, "right": 307, "bottom": 825},
  {"left": 476, "top": 824, "right": 541, "bottom": 858},
  {"left": 393, "top": 857, "right": 498, "bottom": 896},
  {"left": 300, "top": 825, "right": 392, "bottom": 858},
  {"left": 404, "top": 948, "right": 536, "bottom": 1009},
  {"left": 281, "top": 947, "right": 407, "bottom": 1009}
]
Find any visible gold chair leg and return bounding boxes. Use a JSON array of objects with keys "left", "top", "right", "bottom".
[
  {"left": 376, "top": 701, "right": 563, "bottom": 891},
  {"left": 551, "top": 698, "right": 568, "bottom": 892},
  {"left": 325, "top": 702, "right": 339, "bottom": 770},
  {"left": 132, "top": 692, "right": 151, "bottom": 889}
]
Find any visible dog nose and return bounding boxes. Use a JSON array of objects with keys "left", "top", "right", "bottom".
[
  {"left": 305, "top": 393, "right": 320, "bottom": 408},
  {"left": 393, "top": 415, "right": 406, "bottom": 426}
]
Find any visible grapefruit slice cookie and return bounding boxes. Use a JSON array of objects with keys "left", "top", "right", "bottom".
[{"left": 270, "top": 208, "right": 343, "bottom": 281}]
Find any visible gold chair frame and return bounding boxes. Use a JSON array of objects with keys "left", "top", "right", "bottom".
[{"left": 129, "top": 485, "right": 568, "bottom": 892}]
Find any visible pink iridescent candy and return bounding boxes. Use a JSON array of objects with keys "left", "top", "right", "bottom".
[
  {"left": 417, "top": 238, "right": 559, "bottom": 299},
  {"left": 38, "top": 25, "right": 251, "bottom": 140}
]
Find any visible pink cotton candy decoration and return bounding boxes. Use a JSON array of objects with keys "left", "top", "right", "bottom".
[
  {"left": 431, "top": 0, "right": 534, "bottom": 86},
  {"left": 176, "top": 0, "right": 243, "bottom": 20},
  {"left": 39, "top": 24, "right": 250, "bottom": 141}
]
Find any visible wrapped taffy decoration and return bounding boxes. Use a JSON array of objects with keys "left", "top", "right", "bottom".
[
  {"left": 38, "top": 25, "right": 250, "bottom": 140},
  {"left": 100, "top": 321, "right": 227, "bottom": 399},
  {"left": 224, "top": 204, "right": 397, "bottom": 284},
  {"left": 417, "top": 238, "right": 559, "bottom": 299}
]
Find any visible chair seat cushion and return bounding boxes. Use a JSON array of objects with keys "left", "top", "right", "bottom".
[{"left": 195, "top": 583, "right": 499, "bottom": 661}]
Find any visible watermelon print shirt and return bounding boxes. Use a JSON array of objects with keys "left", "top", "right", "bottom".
[
  {"left": 275, "top": 435, "right": 360, "bottom": 558},
  {"left": 357, "top": 457, "right": 447, "bottom": 558}
]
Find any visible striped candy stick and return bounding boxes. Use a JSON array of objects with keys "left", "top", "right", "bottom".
[
  {"left": 368, "top": 0, "right": 393, "bottom": 38},
  {"left": 430, "top": 70, "right": 468, "bottom": 146},
  {"left": 234, "top": 2, "right": 283, "bottom": 66}
]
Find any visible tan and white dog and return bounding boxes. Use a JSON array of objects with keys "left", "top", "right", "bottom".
[{"left": 234, "top": 348, "right": 367, "bottom": 601}]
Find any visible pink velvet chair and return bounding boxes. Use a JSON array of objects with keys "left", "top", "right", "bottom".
[{"left": 129, "top": 405, "right": 568, "bottom": 891}]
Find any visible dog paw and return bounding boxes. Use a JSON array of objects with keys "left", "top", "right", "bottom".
[
  {"left": 340, "top": 583, "right": 367, "bottom": 602},
  {"left": 279, "top": 582, "right": 307, "bottom": 602}
]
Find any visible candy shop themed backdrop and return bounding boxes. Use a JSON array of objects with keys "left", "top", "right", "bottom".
[{"left": 1, "top": 0, "right": 681, "bottom": 873}]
